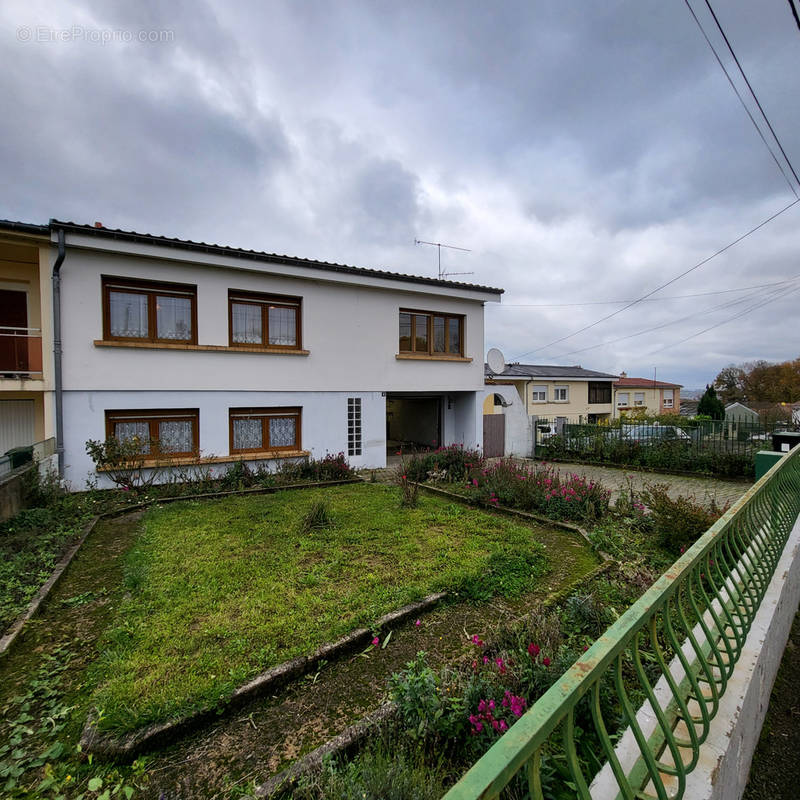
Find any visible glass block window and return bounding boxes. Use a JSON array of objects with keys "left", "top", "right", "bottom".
[
  {"left": 105, "top": 409, "right": 198, "bottom": 457},
  {"left": 103, "top": 278, "right": 196, "bottom": 343},
  {"left": 229, "top": 291, "right": 301, "bottom": 348},
  {"left": 229, "top": 408, "right": 301, "bottom": 453},
  {"left": 348, "top": 397, "right": 362, "bottom": 457}
]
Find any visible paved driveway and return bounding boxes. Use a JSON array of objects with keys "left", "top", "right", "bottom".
[{"left": 532, "top": 460, "right": 750, "bottom": 509}]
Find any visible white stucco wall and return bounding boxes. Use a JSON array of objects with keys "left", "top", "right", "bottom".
[
  {"left": 59, "top": 247, "right": 491, "bottom": 394},
  {"left": 63, "top": 390, "right": 388, "bottom": 487},
  {"left": 482, "top": 385, "right": 531, "bottom": 457}
]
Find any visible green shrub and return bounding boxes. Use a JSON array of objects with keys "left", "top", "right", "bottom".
[{"left": 640, "top": 483, "right": 728, "bottom": 554}]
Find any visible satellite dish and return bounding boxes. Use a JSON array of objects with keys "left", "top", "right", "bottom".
[{"left": 487, "top": 348, "right": 505, "bottom": 374}]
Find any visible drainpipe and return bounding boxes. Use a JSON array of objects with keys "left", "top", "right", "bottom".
[{"left": 52, "top": 227, "right": 66, "bottom": 476}]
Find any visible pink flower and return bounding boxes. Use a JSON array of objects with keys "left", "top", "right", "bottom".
[
  {"left": 483, "top": 655, "right": 489, "bottom": 665},
  {"left": 472, "top": 478, "right": 478, "bottom": 487},
  {"left": 495, "top": 657, "right": 506, "bottom": 674},
  {"left": 415, "top": 619, "right": 421, "bottom": 627},
  {"left": 372, "top": 636, "right": 379, "bottom": 646},
  {"left": 542, "top": 656, "right": 551, "bottom": 667},
  {"left": 528, "top": 643, "right": 540, "bottom": 658},
  {"left": 471, "top": 634, "right": 484, "bottom": 647},
  {"left": 499, "top": 719, "right": 509, "bottom": 731}
]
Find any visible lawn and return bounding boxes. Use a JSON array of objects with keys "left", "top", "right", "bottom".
[{"left": 88, "top": 483, "right": 552, "bottom": 734}]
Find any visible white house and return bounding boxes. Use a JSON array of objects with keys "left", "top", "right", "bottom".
[{"left": 51, "top": 221, "right": 502, "bottom": 486}]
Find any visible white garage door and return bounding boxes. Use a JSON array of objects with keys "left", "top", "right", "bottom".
[{"left": 0, "top": 400, "right": 35, "bottom": 454}]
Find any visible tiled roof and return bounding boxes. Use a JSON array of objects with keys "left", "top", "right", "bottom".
[
  {"left": 485, "top": 363, "right": 618, "bottom": 380},
  {"left": 614, "top": 377, "right": 682, "bottom": 389},
  {"left": 49, "top": 220, "right": 504, "bottom": 295},
  {"left": 0, "top": 219, "right": 50, "bottom": 236}
]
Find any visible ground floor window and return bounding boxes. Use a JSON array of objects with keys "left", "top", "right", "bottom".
[
  {"left": 348, "top": 397, "right": 362, "bottom": 456},
  {"left": 229, "top": 407, "right": 301, "bottom": 453},
  {"left": 105, "top": 409, "right": 199, "bottom": 456}
]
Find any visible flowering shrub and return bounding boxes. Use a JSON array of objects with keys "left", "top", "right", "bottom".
[
  {"left": 404, "top": 445, "right": 482, "bottom": 483},
  {"left": 465, "top": 460, "right": 610, "bottom": 521}
]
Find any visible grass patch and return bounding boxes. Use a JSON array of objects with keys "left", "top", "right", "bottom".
[{"left": 88, "top": 484, "right": 551, "bottom": 734}]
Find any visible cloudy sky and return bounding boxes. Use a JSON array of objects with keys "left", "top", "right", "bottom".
[{"left": 3, "top": 0, "right": 799, "bottom": 391}]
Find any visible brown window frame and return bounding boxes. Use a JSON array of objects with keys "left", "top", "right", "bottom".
[
  {"left": 398, "top": 309, "right": 464, "bottom": 356},
  {"left": 229, "top": 407, "right": 302, "bottom": 454},
  {"left": 104, "top": 408, "right": 200, "bottom": 457},
  {"left": 228, "top": 290, "right": 302, "bottom": 349},
  {"left": 102, "top": 276, "right": 198, "bottom": 345}
]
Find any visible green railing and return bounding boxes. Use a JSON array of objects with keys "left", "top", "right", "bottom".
[{"left": 444, "top": 446, "right": 800, "bottom": 800}]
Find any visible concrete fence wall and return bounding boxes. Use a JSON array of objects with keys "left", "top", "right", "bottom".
[{"left": 0, "top": 463, "right": 34, "bottom": 522}]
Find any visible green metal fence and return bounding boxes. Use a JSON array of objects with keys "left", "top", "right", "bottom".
[
  {"left": 533, "top": 417, "right": 785, "bottom": 478},
  {"left": 443, "top": 446, "right": 800, "bottom": 800}
]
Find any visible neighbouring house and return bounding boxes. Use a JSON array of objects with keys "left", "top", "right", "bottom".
[
  {"left": 724, "top": 401, "right": 760, "bottom": 425},
  {"left": 483, "top": 363, "right": 618, "bottom": 457},
  {"left": 793, "top": 402, "right": 800, "bottom": 427},
  {"left": 679, "top": 398, "right": 699, "bottom": 417},
  {"left": 613, "top": 373, "right": 681, "bottom": 417},
  {"left": 0, "top": 221, "right": 58, "bottom": 469},
  {"left": 33, "top": 220, "right": 503, "bottom": 487}
]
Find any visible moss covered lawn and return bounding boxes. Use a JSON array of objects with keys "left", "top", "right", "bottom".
[{"left": 89, "top": 483, "right": 553, "bottom": 734}]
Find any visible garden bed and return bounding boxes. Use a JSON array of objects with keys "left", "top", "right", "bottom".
[{"left": 85, "top": 483, "right": 556, "bottom": 736}]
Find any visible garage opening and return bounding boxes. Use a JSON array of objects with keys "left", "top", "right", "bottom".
[{"left": 386, "top": 394, "right": 442, "bottom": 453}]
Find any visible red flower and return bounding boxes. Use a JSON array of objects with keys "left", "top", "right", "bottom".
[
  {"left": 527, "top": 643, "right": 540, "bottom": 658},
  {"left": 542, "top": 656, "right": 551, "bottom": 667}
]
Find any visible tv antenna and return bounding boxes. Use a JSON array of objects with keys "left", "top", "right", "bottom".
[{"left": 414, "top": 238, "right": 473, "bottom": 280}]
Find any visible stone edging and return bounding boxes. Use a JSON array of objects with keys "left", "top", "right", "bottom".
[
  {"left": 80, "top": 592, "right": 446, "bottom": 757},
  {"left": 0, "top": 515, "right": 100, "bottom": 658},
  {"left": 0, "top": 478, "right": 362, "bottom": 660},
  {"left": 252, "top": 703, "right": 398, "bottom": 799}
]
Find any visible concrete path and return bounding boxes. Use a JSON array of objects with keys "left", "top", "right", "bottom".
[{"left": 519, "top": 460, "right": 750, "bottom": 509}]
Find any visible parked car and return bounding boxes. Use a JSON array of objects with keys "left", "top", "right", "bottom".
[{"left": 622, "top": 425, "right": 691, "bottom": 444}]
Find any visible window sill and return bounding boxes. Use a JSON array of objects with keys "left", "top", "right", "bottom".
[
  {"left": 395, "top": 353, "right": 472, "bottom": 363},
  {"left": 94, "top": 340, "right": 309, "bottom": 356},
  {"left": 96, "top": 449, "right": 310, "bottom": 470}
]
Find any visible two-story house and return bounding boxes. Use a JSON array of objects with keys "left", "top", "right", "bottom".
[
  {"left": 50, "top": 221, "right": 502, "bottom": 486},
  {"left": 613, "top": 373, "right": 682, "bottom": 417},
  {"left": 0, "top": 221, "right": 57, "bottom": 464},
  {"left": 484, "top": 363, "right": 618, "bottom": 423}
]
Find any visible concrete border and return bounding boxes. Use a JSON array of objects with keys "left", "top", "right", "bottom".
[
  {"left": 0, "top": 478, "right": 361, "bottom": 659},
  {"left": 590, "top": 514, "right": 800, "bottom": 799}
]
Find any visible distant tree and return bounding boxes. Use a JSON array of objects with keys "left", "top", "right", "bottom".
[
  {"left": 697, "top": 384, "right": 725, "bottom": 420},
  {"left": 713, "top": 365, "right": 747, "bottom": 404}
]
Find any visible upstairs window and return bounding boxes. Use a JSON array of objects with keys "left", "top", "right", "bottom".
[
  {"left": 617, "top": 392, "right": 630, "bottom": 407},
  {"left": 103, "top": 277, "right": 196, "bottom": 344},
  {"left": 531, "top": 385, "right": 547, "bottom": 402},
  {"left": 229, "top": 407, "right": 301, "bottom": 453},
  {"left": 105, "top": 409, "right": 199, "bottom": 457},
  {"left": 634, "top": 392, "right": 646, "bottom": 406},
  {"left": 663, "top": 389, "right": 674, "bottom": 408},
  {"left": 588, "top": 382, "right": 612, "bottom": 404},
  {"left": 399, "top": 310, "right": 463, "bottom": 356},
  {"left": 229, "top": 291, "right": 301, "bottom": 349},
  {"left": 553, "top": 386, "right": 569, "bottom": 402}
]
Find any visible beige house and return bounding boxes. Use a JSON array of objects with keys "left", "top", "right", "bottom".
[
  {"left": 613, "top": 373, "right": 682, "bottom": 418},
  {"left": 0, "top": 221, "right": 56, "bottom": 457},
  {"left": 485, "top": 363, "right": 618, "bottom": 423}
]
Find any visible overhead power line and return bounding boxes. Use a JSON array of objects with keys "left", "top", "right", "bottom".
[
  {"left": 788, "top": 0, "right": 800, "bottom": 34},
  {"left": 702, "top": 0, "right": 800, "bottom": 192},
  {"left": 548, "top": 276, "right": 800, "bottom": 360},
  {"left": 683, "top": 0, "right": 798, "bottom": 197},
  {"left": 511, "top": 197, "right": 800, "bottom": 361},
  {"left": 646, "top": 282, "right": 800, "bottom": 357},
  {"left": 490, "top": 278, "right": 797, "bottom": 308}
]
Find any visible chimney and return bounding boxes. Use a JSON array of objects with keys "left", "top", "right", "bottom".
[
  {"left": 94, "top": 221, "right": 103, "bottom": 228},
  {"left": 620, "top": 371, "right": 627, "bottom": 379}
]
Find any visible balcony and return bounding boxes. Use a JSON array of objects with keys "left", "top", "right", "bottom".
[{"left": 0, "top": 327, "right": 43, "bottom": 379}]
